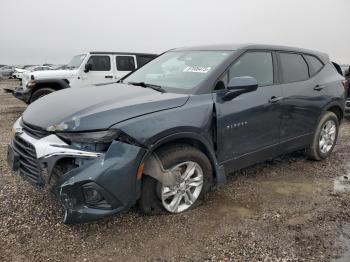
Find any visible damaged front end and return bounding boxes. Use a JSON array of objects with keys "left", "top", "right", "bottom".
[{"left": 8, "top": 118, "right": 147, "bottom": 224}]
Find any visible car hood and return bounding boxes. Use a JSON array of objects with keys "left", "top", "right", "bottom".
[
  {"left": 22, "top": 83, "right": 189, "bottom": 131},
  {"left": 31, "top": 69, "right": 78, "bottom": 79}
]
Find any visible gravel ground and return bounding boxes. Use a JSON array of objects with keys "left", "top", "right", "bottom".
[{"left": 1, "top": 79, "right": 350, "bottom": 261}]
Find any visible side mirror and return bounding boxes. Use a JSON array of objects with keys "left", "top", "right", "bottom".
[
  {"left": 223, "top": 76, "right": 258, "bottom": 101},
  {"left": 84, "top": 63, "right": 92, "bottom": 73}
]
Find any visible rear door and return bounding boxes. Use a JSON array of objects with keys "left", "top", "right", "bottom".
[
  {"left": 82, "top": 55, "right": 114, "bottom": 85},
  {"left": 277, "top": 52, "right": 326, "bottom": 145},
  {"left": 214, "top": 51, "right": 283, "bottom": 164},
  {"left": 115, "top": 55, "right": 136, "bottom": 80}
]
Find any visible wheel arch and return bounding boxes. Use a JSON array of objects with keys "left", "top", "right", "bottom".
[
  {"left": 142, "top": 132, "right": 226, "bottom": 185},
  {"left": 30, "top": 79, "right": 70, "bottom": 100},
  {"left": 326, "top": 104, "right": 343, "bottom": 123}
]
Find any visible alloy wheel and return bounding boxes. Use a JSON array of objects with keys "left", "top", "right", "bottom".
[
  {"left": 160, "top": 161, "right": 204, "bottom": 213},
  {"left": 319, "top": 120, "right": 336, "bottom": 154}
]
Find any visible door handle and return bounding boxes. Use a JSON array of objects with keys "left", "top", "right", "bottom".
[
  {"left": 314, "top": 84, "right": 326, "bottom": 91},
  {"left": 269, "top": 96, "right": 283, "bottom": 103},
  {"left": 105, "top": 75, "right": 113, "bottom": 78}
]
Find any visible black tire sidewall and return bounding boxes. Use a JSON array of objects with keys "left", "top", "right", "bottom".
[
  {"left": 140, "top": 145, "right": 213, "bottom": 214},
  {"left": 30, "top": 88, "right": 55, "bottom": 103},
  {"left": 158, "top": 147, "right": 213, "bottom": 196}
]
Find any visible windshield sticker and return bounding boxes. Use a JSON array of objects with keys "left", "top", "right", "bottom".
[{"left": 183, "top": 66, "right": 211, "bottom": 74}]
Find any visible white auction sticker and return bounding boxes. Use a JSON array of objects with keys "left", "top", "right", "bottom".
[{"left": 183, "top": 66, "right": 211, "bottom": 74}]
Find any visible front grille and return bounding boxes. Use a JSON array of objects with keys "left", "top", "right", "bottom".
[
  {"left": 346, "top": 101, "right": 350, "bottom": 108},
  {"left": 12, "top": 135, "right": 43, "bottom": 185},
  {"left": 22, "top": 121, "right": 50, "bottom": 139}
]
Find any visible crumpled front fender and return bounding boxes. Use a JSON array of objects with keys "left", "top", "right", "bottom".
[{"left": 57, "top": 140, "right": 146, "bottom": 224}]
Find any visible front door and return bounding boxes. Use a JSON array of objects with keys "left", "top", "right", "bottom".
[
  {"left": 82, "top": 55, "right": 114, "bottom": 86},
  {"left": 214, "top": 51, "right": 282, "bottom": 164}
]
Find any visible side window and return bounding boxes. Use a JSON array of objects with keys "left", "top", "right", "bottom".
[
  {"left": 279, "top": 53, "right": 309, "bottom": 83},
  {"left": 305, "top": 55, "right": 324, "bottom": 76},
  {"left": 137, "top": 56, "right": 155, "bottom": 67},
  {"left": 229, "top": 52, "right": 273, "bottom": 86},
  {"left": 86, "top": 56, "right": 111, "bottom": 71},
  {"left": 116, "top": 56, "right": 135, "bottom": 71}
]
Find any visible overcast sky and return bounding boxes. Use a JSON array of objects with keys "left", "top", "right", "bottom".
[{"left": 0, "top": 0, "right": 349, "bottom": 65}]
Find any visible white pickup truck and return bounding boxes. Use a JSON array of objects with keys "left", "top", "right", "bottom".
[{"left": 12, "top": 52, "right": 157, "bottom": 103}]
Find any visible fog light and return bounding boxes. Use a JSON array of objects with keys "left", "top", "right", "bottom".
[
  {"left": 60, "top": 193, "right": 74, "bottom": 209},
  {"left": 83, "top": 184, "right": 103, "bottom": 204}
]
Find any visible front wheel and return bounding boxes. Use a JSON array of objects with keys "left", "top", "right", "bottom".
[
  {"left": 307, "top": 111, "right": 339, "bottom": 160},
  {"left": 140, "top": 145, "right": 213, "bottom": 214},
  {"left": 30, "top": 87, "right": 55, "bottom": 103}
]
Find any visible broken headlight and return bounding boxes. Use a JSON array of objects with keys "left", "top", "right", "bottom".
[{"left": 56, "top": 129, "right": 120, "bottom": 143}]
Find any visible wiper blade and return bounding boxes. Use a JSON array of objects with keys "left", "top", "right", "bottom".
[{"left": 128, "top": 81, "right": 166, "bottom": 93}]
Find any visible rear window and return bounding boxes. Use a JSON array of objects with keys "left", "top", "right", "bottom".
[
  {"left": 279, "top": 53, "right": 309, "bottom": 83},
  {"left": 305, "top": 55, "right": 323, "bottom": 76},
  {"left": 116, "top": 56, "right": 135, "bottom": 71}
]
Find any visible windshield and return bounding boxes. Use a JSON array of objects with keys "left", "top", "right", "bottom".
[
  {"left": 123, "top": 51, "right": 233, "bottom": 92},
  {"left": 67, "top": 54, "right": 86, "bottom": 69}
]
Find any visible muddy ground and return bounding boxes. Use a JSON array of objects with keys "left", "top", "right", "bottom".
[{"left": 1, "top": 79, "right": 350, "bottom": 261}]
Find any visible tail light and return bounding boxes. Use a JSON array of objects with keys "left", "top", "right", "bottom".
[{"left": 342, "top": 80, "right": 349, "bottom": 93}]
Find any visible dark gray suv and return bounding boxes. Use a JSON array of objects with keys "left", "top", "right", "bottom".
[{"left": 7, "top": 44, "right": 346, "bottom": 224}]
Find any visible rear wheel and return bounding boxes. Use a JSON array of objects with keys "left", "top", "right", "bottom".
[
  {"left": 307, "top": 111, "right": 339, "bottom": 160},
  {"left": 30, "top": 87, "right": 55, "bottom": 103},
  {"left": 140, "top": 145, "right": 213, "bottom": 214}
]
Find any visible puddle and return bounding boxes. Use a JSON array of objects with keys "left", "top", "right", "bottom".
[
  {"left": 217, "top": 205, "right": 255, "bottom": 218},
  {"left": 335, "top": 224, "right": 350, "bottom": 262},
  {"left": 261, "top": 181, "right": 319, "bottom": 196},
  {"left": 206, "top": 194, "right": 256, "bottom": 220},
  {"left": 334, "top": 176, "right": 350, "bottom": 193}
]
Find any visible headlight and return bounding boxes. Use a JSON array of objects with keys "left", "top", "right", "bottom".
[{"left": 56, "top": 130, "right": 120, "bottom": 143}]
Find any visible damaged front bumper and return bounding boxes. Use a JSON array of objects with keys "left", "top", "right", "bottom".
[{"left": 8, "top": 118, "right": 147, "bottom": 224}]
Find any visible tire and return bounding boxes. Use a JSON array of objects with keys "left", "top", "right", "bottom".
[
  {"left": 50, "top": 161, "right": 77, "bottom": 193},
  {"left": 307, "top": 111, "right": 339, "bottom": 160},
  {"left": 139, "top": 144, "right": 213, "bottom": 215},
  {"left": 30, "top": 87, "right": 55, "bottom": 103}
]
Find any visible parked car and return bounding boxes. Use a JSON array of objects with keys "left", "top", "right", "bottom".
[
  {"left": 12, "top": 52, "right": 157, "bottom": 104},
  {"left": 0, "top": 65, "right": 15, "bottom": 78},
  {"left": 12, "top": 65, "right": 35, "bottom": 79},
  {"left": 342, "top": 65, "right": 350, "bottom": 117},
  {"left": 13, "top": 65, "right": 53, "bottom": 80},
  {"left": 0, "top": 64, "right": 6, "bottom": 68},
  {"left": 7, "top": 44, "right": 346, "bottom": 224}
]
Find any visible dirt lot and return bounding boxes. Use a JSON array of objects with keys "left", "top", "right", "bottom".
[{"left": 1, "top": 79, "right": 350, "bottom": 261}]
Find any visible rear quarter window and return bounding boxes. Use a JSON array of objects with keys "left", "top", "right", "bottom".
[
  {"left": 279, "top": 53, "right": 309, "bottom": 83},
  {"left": 305, "top": 55, "right": 324, "bottom": 76}
]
